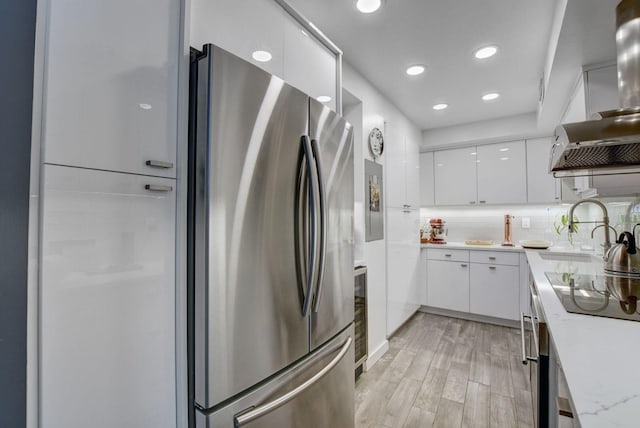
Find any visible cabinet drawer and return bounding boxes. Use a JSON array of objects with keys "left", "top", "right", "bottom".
[
  {"left": 470, "top": 250, "right": 519, "bottom": 266},
  {"left": 469, "top": 264, "right": 520, "bottom": 320},
  {"left": 427, "top": 248, "right": 469, "bottom": 262}
]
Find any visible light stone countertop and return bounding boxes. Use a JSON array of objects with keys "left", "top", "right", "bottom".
[
  {"left": 420, "top": 241, "right": 589, "bottom": 254},
  {"left": 526, "top": 250, "right": 640, "bottom": 428}
]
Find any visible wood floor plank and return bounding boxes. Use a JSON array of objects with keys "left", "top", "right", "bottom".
[
  {"left": 490, "top": 355, "right": 514, "bottom": 398},
  {"left": 404, "top": 350, "right": 434, "bottom": 381},
  {"left": 382, "top": 349, "right": 416, "bottom": 382},
  {"left": 414, "top": 366, "right": 448, "bottom": 413},
  {"left": 488, "top": 325, "right": 511, "bottom": 357},
  {"left": 509, "top": 354, "right": 530, "bottom": 392},
  {"left": 469, "top": 350, "right": 491, "bottom": 386},
  {"left": 490, "top": 393, "right": 517, "bottom": 428},
  {"left": 441, "top": 361, "right": 469, "bottom": 403},
  {"left": 381, "top": 378, "right": 422, "bottom": 428},
  {"left": 433, "top": 398, "right": 464, "bottom": 428},
  {"left": 430, "top": 339, "right": 455, "bottom": 371},
  {"left": 514, "top": 388, "right": 534, "bottom": 428},
  {"left": 356, "top": 379, "right": 399, "bottom": 427},
  {"left": 461, "top": 381, "right": 490, "bottom": 428},
  {"left": 402, "top": 406, "right": 436, "bottom": 428}
]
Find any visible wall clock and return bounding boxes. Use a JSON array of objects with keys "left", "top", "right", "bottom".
[{"left": 368, "top": 127, "right": 384, "bottom": 160}]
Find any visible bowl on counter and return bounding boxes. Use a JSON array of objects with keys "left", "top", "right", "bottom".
[{"left": 520, "top": 239, "right": 553, "bottom": 249}]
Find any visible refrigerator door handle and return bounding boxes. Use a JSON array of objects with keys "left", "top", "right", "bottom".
[
  {"left": 310, "top": 139, "right": 327, "bottom": 313},
  {"left": 233, "top": 336, "right": 353, "bottom": 427},
  {"left": 297, "top": 135, "right": 319, "bottom": 317}
]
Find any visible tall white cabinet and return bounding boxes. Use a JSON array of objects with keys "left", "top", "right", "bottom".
[
  {"left": 39, "top": 0, "right": 181, "bottom": 426},
  {"left": 40, "top": 166, "right": 177, "bottom": 428},
  {"left": 385, "top": 125, "right": 421, "bottom": 335},
  {"left": 42, "top": 0, "right": 180, "bottom": 178}
]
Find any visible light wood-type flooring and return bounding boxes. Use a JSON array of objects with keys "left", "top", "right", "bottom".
[{"left": 355, "top": 312, "right": 533, "bottom": 428}]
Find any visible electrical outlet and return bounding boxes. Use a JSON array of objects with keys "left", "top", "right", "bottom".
[{"left": 522, "top": 217, "right": 531, "bottom": 229}]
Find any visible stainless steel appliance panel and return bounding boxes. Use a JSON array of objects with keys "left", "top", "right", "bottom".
[
  {"left": 308, "top": 98, "right": 354, "bottom": 350},
  {"left": 197, "top": 327, "right": 354, "bottom": 428},
  {"left": 194, "top": 45, "right": 311, "bottom": 409}
]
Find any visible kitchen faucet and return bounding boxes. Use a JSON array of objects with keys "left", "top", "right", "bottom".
[{"left": 568, "top": 198, "right": 613, "bottom": 255}]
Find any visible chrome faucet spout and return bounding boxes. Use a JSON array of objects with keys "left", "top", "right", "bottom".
[{"left": 568, "top": 198, "right": 612, "bottom": 253}]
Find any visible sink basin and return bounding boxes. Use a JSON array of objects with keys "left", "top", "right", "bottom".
[{"left": 538, "top": 252, "right": 596, "bottom": 263}]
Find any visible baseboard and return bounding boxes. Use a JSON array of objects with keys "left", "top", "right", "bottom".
[
  {"left": 419, "top": 306, "right": 519, "bottom": 329},
  {"left": 363, "top": 339, "right": 389, "bottom": 372}
]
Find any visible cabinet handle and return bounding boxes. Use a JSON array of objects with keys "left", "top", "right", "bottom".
[
  {"left": 469, "top": 201, "right": 476, "bottom": 205},
  {"left": 489, "top": 266, "right": 497, "bottom": 270},
  {"left": 489, "top": 256, "right": 496, "bottom": 260},
  {"left": 556, "top": 397, "right": 574, "bottom": 418},
  {"left": 460, "top": 264, "right": 468, "bottom": 267},
  {"left": 146, "top": 160, "right": 174, "bottom": 169},
  {"left": 445, "top": 254, "right": 452, "bottom": 257},
  {"left": 145, "top": 184, "right": 173, "bottom": 192},
  {"left": 479, "top": 200, "right": 486, "bottom": 204}
]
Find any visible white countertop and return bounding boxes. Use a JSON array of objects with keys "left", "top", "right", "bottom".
[
  {"left": 421, "top": 242, "right": 527, "bottom": 252},
  {"left": 526, "top": 251, "right": 640, "bottom": 427}
]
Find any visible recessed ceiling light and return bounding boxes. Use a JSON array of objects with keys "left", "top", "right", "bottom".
[
  {"left": 474, "top": 45, "right": 498, "bottom": 59},
  {"left": 500, "top": 157, "right": 510, "bottom": 161},
  {"left": 499, "top": 148, "right": 509, "bottom": 152},
  {"left": 470, "top": 152, "right": 477, "bottom": 155},
  {"left": 139, "top": 103, "right": 152, "bottom": 110},
  {"left": 432, "top": 103, "right": 448, "bottom": 110},
  {"left": 317, "top": 95, "right": 332, "bottom": 103},
  {"left": 436, "top": 163, "right": 444, "bottom": 167},
  {"left": 482, "top": 92, "right": 500, "bottom": 101},
  {"left": 252, "top": 50, "right": 272, "bottom": 62},
  {"left": 356, "top": 0, "right": 382, "bottom": 13},
  {"left": 406, "top": 65, "right": 426, "bottom": 76}
]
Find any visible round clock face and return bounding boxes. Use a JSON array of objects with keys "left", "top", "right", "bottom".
[{"left": 368, "top": 127, "right": 384, "bottom": 159}]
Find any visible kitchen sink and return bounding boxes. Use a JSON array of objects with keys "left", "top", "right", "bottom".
[{"left": 537, "top": 252, "right": 596, "bottom": 263}]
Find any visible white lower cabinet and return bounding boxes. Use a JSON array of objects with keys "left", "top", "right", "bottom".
[
  {"left": 40, "top": 165, "right": 176, "bottom": 428},
  {"left": 425, "top": 249, "right": 521, "bottom": 321},
  {"left": 469, "top": 263, "right": 520, "bottom": 320},
  {"left": 427, "top": 259, "right": 470, "bottom": 312}
]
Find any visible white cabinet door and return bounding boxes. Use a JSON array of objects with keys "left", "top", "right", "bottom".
[
  {"left": 283, "top": 13, "right": 337, "bottom": 111},
  {"left": 385, "top": 124, "right": 406, "bottom": 208},
  {"left": 40, "top": 165, "right": 176, "bottom": 428},
  {"left": 434, "top": 147, "right": 478, "bottom": 206},
  {"left": 404, "top": 136, "right": 421, "bottom": 208},
  {"left": 526, "top": 137, "right": 560, "bottom": 203},
  {"left": 426, "top": 259, "right": 469, "bottom": 312},
  {"left": 476, "top": 140, "right": 527, "bottom": 204},
  {"left": 190, "top": 0, "right": 285, "bottom": 78},
  {"left": 470, "top": 264, "right": 520, "bottom": 320},
  {"left": 43, "top": 0, "right": 180, "bottom": 177},
  {"left": 419, "top": 152, "right": 435, "bottom": 206},
  {"left": 386, "top": 207, "right": 421, "bottom": 335}
]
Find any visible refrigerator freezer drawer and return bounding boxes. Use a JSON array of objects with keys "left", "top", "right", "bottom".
[{"left": 196, "top": 326, "right": 354, "bottom": 428}]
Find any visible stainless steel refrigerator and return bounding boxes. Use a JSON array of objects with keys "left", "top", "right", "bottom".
[{"left": 188, "top": 44, "right": 354, "bottom": 428}]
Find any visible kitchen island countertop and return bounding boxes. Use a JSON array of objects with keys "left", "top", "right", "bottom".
[{"left": 526, "top": 250, "right": 640, "bottom": 428}]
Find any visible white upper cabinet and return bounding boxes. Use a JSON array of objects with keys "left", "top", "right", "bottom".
[
  {"left": 190, "top": 0, "right": 339, "bottom": 110},
  {"left": 526, "top": 137, "right": 560, "bottom": 203},
  {"left": 404, "top": 136, "right": 421, "bottom": 207},
  {"left": 190, "top": 0, "right": 285, "bottom": 77},
  {"left": 419, "top": 152, "right": 435, "bottom": 206},
  {"left": 434, "top": 146, "right": 478, "bottom": 206},
  {"left": 476, "top": 140, "right": 527, "bottom": 204},
  {"left": 43, "top": 0, "right": 180, "bottom": 177},
  {"left": 283, "top": 14, "right": 337, "bottom": 112},
  {"left": 385, "top": 125, "right": 420, "bottom": 208}
]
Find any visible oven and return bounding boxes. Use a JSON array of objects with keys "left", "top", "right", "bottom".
[{"left": 520, "top": 273, "right": 550, "bottom": 428}]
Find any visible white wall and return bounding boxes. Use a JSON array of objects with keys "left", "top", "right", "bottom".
[
  {"left": 342, "top": 62, "right": 422, "bottom": 368},
  {"left": 421, "top": 112, "right": 545, "bottom": 150}
]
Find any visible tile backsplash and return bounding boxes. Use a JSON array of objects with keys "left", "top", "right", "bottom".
[{"left": 420, "top": 197, "right": 640, "bottom": 255}]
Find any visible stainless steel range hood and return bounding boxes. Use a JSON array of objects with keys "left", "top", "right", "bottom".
[{"left": 551, "top": 0, "right": 640, "bottom": 176}]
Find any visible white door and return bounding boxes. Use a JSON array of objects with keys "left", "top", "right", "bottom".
[
  {"left": 43, "top": 0, "right": 180, "bottom": 177},
  {"left": 476, "top": 140, "right": 527, "bottom": 204},
  {"left": 469, "top": 264, "right": 520, "bottom": 320},
  {"left": 40, "top": 165, "right": 176, "bottom": 428},
  {"left": 426, "top": 260, "right": 469, "bottom": 312},
  {"left": 526, "top": 137, "right": 560, "bottom": 203},
  {"left": 434, "top": 147, "right": 478, "bottom": 206},
  {"left": 419, "top": 152, "right": 435, "bottom": 206}
]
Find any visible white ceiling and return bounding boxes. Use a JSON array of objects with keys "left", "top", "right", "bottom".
[{"left": 285, "top": 0, "right": 617, "bottom": 131}]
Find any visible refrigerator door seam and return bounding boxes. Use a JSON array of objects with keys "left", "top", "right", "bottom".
[{"left": 311, "top": 138, "right": 327, "bottom": 313}]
